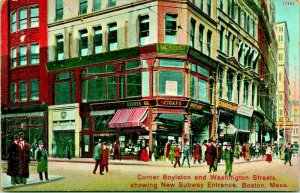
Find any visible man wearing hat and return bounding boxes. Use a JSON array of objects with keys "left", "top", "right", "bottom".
[
  {"left": 7, "top": 134, "right": 20, "bottom": 185},
  {"left": 18, "top": 132, "right": 30, "bottom": 184},
  {"left": 173, "top": 143, "right": 181, "bottom": 168},
  {"left": 223, "top": 142, "right": 234, "bottom": 176},
  {"left": 182, "top": 143, "right": 190, "bottom": 168},
  {"left": 205, "top": 139, "right": 217, "bottom": 173},
  {"left": 101, "top": 142, "right": 109, "bottom": 173},
  {"left": 35, "top": 140, "right": 49, "bottom": 181},
  {"left": 93, "top": 139, "right": 104, "bottom": 175}
]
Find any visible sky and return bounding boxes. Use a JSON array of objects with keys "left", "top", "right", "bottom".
[{"left": 275, "top": 0, "right": 300, "bottom": 100}]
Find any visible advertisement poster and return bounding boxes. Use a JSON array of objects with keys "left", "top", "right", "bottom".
[{"left": 1, "top": 0, "right": 299, "bottom": 192}]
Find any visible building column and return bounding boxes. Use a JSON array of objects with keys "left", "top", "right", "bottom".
[
  {"left": 248, "top": 81, "right": 253, "bottom": 107},
  {"left": 222, "top": 66, "right": 228, "bottom": 100},
  {"left": 253, "top": 83, "right": 258, "bottom": 109},
  {"left": 239, "top": 75, "right": 245, "bottom": 105},
  {"left": 233, "top": 72, "right": 238, "bottom": 103}
]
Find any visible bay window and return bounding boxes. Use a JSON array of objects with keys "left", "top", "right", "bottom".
[{"left": 159, "top": 71, "right": 183, "bottom": 96}]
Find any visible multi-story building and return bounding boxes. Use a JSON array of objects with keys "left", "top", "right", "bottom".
[
  {"left": 1, "top": 0, "right": 49, "bottom": 159},
  {"left": 275, "top": 21, "right": 291, "bottom": 143},
  {"left": 290, "top": 99, "right": 300, "bottom": 145},
  {"left": 46, "top": 0, "right": 219, "bottom": 158}
]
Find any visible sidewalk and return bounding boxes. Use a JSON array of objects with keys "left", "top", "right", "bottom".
[{"left": 1, "top": 174, "right": 64, "bottom": 189}]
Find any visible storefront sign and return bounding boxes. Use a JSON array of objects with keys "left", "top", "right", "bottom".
[
  {"left": 92, "top": 100, "right": 156, "bottom": 110},
  {"left": 1, "top": 112, "right": 44, "bottom": 118},
  {"left": 189, "top": 48, "right": 217, "bottom": 69},
  {"left": 189, "top": 102, "right": 205, "bottom": 111},
  {"left": 157, "top": 99, "right": 188, "bottom": 107},
  {"left": 90, "top": 110, "right": 115, "bottom": 116},
  {"left": 165, "top": 81, "right": 178, "bottom": 96},
  {"left": 237, "top": 105, "right": 254, "bottom": 117},
  {"left": 53, "top": 125, "right": 74, "bottom": 131},
  {"left": 53, "top": 109, "right": 76, "bottom": 121},
  {"left": 157, "top": 43, "right": 189, "bottom": 55},
  {"left": 218, "top": 100, "right": 238, "bottom": 112}
]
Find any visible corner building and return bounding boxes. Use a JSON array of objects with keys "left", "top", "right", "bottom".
[
  {"left": 1, "top": 0, "right": 49, "bottom": 159},
  {"left": 47, "top": 0, "right": 218, "bottom": 158}
]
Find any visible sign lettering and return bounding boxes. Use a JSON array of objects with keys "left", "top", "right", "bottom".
[
  {"left": 157, "top": 100, "right": 188, "bottom": 107},
  {"left": 189, "top": 102, "right": 205, "bottom": 111},
  {"left": 218, "top": 100, "right": 238, "bottom": 112}
]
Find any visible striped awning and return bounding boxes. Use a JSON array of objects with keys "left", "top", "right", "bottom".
[{"left": 108, "top": 107, "right": 148, "bottom": 128}]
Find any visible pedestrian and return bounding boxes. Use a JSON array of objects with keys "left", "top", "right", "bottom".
[
  {"left": 18, "top": 132, "right": 30, "bottom": 185},
  {"left": 249, "top": 143, "right": 255, "bottom": 160},
  {"left": 113, "top": 140, "right": 121, "bottom": 161},
  {"left": 35, "top": 140, "right": 49, "bottom": 181},
  {"left": 234, "top": 143, "right": 241, "bottom": 159},
  {"left": 213, "top": 142, "right": 222, "bottom": 171},
  {"left": 101, "top": 142, "right": 109, "bottom": 173},
  {"left": 265, "top": 143, "right": 272, "bottom": 163},
  {"left": 284, "top": 143, "right": 293, "bottom": 166},
  {"left": 66, "top": 139, "right": 72, "bottom": 159},
  {"left": 140, "top": 145, "right": 150, "bottom": 162},
  {"left": 205, "top": 139, "right": 216, "bottom": 173},
  {"left": 280, "top": 144, "right": 286, "bottom": 160},
  {"left": 193, "top": 142, "right": 201, "bottom": 164},
  {"left": 173, "top": 143, "right": 181, "bottom": 168},
  {"left": 165, "top": 141, "right": 171, "bottom": 160},
  {"left": 274, "top": 143, "right": 279, "bottom": 158},
  {"left": 223, "top": 142, "right": 234, "bottom": 176},
  {"left": 182, "top": 143, "right": 190, "bottom": 168},
  {"left": 261, "top": 143, "right": 266, "bottom": 159},
  {"left": 153, "top": 140, "right": 160, "bottom": 161},
  {"left": 243, "top": 143, "right": 250, "bottom": 161},
  {"left": 169, "top": 142, "right": 176, "bottom": 164},
  {"left": 255, "top": 143, "right": 260, "bottom": 158},
  {"left": 93, "top": 139, "right": 104, "bottom": 175},
  {"left": 7, "top": 134, "right": 20, "bottom": 185}
]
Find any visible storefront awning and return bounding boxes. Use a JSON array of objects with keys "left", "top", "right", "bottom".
[{"left": 108, "top": 107, "right": 148, "bottom": 128}]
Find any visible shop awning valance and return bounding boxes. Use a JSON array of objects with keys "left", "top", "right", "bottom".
[{"left": 108, "top": 107, "right": 148, "bottom": 128}]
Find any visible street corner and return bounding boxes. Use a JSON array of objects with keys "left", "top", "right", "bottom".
[{"left": 1, "top": 174, "right": 64, "bottom": 190}]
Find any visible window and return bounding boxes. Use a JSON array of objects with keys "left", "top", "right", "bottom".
[
  {"left": 231, "top": 36, "right": 235, "bottom": 56},
  {"left": 190, "top": 18, "right": 196, "bottom": 48},
  {"left": 198, "top": 79, "right": 208, "bottom": 102},
  {"left": 139, "top": 15, "right": 150, "bottom": 46},
  {"left": 199, "top": 24, "right": 204, "bottom": 52},
  {"left": 247, "top": 15, "right": 250, "bottom": 33},
  {"left": 227, "top": 32, "right": 231, "bottom": 55},
  {"left": 30, "top": 7, "right": 39, "bottom": 27},
  {"left": 244, "top": 11, "right": 247, "bottom": 30},
  {"left": 219, "top": 0, "right": 223, "bottom": 11},
  {"left": 207, "top": 0, "right": 211, "bottom": 17},
  {"left": 108, "top": 23, "right": 117, "bottom": 51},
  {"left": 126, "top": 73, "right": 141, "bottom": 98},
  {"left": 30, "top": 44, "right": 39, "bottom": 64},
  {"left": 227, "top": 71, "right": 233, "bottom": 101},
  {"left": 19, "top": 81, "right": 27, "bottom": 102},
  {"left": 10, "top": 83, "right": 17, "bottom": 103},
  {"left": 197, "top": 66, "right": 209, "bottom": 77},
  {"left": 237, "top": 6, "right": 241, "bottom": 25},
  {"left": 108, "top": 0, "right": 116, "bottom": 7},
  {"left": 165, "top": 14, "right": 177, "bottom": 44},
  {"left": 253, "top": 20, "right": 256, "bottom": 39},
  {"left": 93, "top": 0, "right": 101, "bottom": 11},
  {"left": 159, "top": 71, "right": 183, "bottom": 96},
  {"left": 244, "top": 81, "right": 249, "bottom": 106},
  {"left": 56, "top": 0, "right": 63, "bottom": 20},
  {"left": 191, "top": 76, "right": 196, "bottom": 99},
  {"left": 55, "top": 71, "right": 75, "bottom": 104},
  {"left": 19, "top": 45, "right": 27, "bottom": 66},
  {"left": 199, "top": 0, "right": 203, "bottom": 10},
  {"left": 11, "top": 48, "right": 17, "bottom": 68},
  {"left": 79, "top": 0, "right": 88, "bottom": 15},
  {"left": 56, "top": 35, "right": 64, "bottom": 60},
  {"left": 160, "top": 59, "right": 184, "bottom": 68},
  {"left": 94, "top": 26, "right": 103, "bottom": 54},
  {"left": 218, "top": 68, "right": 223, "bottom": 98},
  {"left": 30, "top": 79, "right": 39, "bottom": 101},
  {"left": 11, "top": 12, "right": 17, "bottom": 32},
  {"left": 234, "top": 115, "right": 249, "bottom": 131},
  {"left": 79, "top": 29, "right": 88, "bottom": 56},
  {"left": 207, "top": 30, "right": 212, "bottom": 57},
  {"left": 220, "top": 26, "right": 225, "bottom": 51},
  {"left": 19, "top": 8, "right": 27, "bottom": 30}
]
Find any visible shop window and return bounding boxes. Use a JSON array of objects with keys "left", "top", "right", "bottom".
[
  {"left": 79, "top": 29, "right": 88, "bottom": 56},
  {"left": 165, "top": 14, "right": 177, "bottom": 44},
  {"left": 159, "top": 71, "right": 183, "bottom": 96},
  {"left": 19, "top": 8, "right": 27, "bottom": 30},
  {"left": 93, "top": 26, "right": 103, "bottom": 54},
  {"left": 30, "top": 6, "right": 39, "bottom": 28},
  {"left": 56, "top": 0, "right": 63, "bottom": 20},
  {"left": 9, "top": 83, "right": 17, "bottom": 103},
  {"left": 190, "top": 18, "right": 196, "bottom": 48},
  {"left": 108, "top": 23, "right": 117, "bottom": 51},
  {"left": 11, "top": 48, "right": 17, "bottom": 68},
  {"left": 82, "top": 117, "right": 90, "bottom": 130},
  {"left": 94, "top": 115, "right": 113, "bottom": 131},
  {"left": 108, "top": 0, "right": 116, "bottom": 7},
  {"left": 55, "top": 71, "right": 75, "bottom": 104},
  {"left": 119, "top": 75, "right": 125, "bottom": 99},
  {"left": 207, "top": 30, "right": 212, "bottom": 57},
  {"left": 139, "top": 15, "right": 150, "bottom": 46},
  {"left": 126, "top": 73, "right": 142, "bottom": 98},
  {"left": 11, "top": 11, "right": 17, "bottom": 32},
  {"left": 191, "top": 76, "right": 196, "bottom": 99},
  {"left": 244, "top": 81, "right": 249, "bottom": 106},
  {"left": 30, "top": 79, "right": 39, "bottom": 101},
  {"left": 227, "top": 71, "right": 234, "bottom": 102},
  {"left": 19, "top": 45, "right": 27, "bottom": 66},
  {"left": 199, "top": 24, "right": 204, "bottom": 52},
  {"left": 191, "top": 63, "right": 197, "bottom": 72},
  {"left": 52, "top": 132, "right": 75, "bottom": 158},
  {"left": 198, "top": 79, "right": 208, "bottom": 102},
  {"left": 56, "top": 35, "right": 64, "bottom": 61},
  {"left": 30, "top": 44, "right": 39, "bottom": 64},
  {"left": 127, "top": 60, "right": 140, "bottom": 70},
  {"left": 160, "top": 59, "right": 184, "bottom": 68},
  {"left": 19, "top": 81, "right": 27, "bottom": 102},
  {"left": 234, "top": 115, "right": 249, "bottom": 131},
  {"left": 142, "top": 72, "right": 149, "bottom": 97},
  {"left": 79, "top": 0, "right": 88, "bottom": 15},
  {"left": 93, "top": 0, "right": 101, "bottom": 11},
  {"left": 197, "top": 66, "right": 209, "bottom": 77}
]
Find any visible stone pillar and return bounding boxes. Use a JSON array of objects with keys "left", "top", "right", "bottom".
[
  {"left": 248, "top": 81, "right": 253, "bottom": 107},
  {"left": 233, "top": 72, "right": 238, "bottom": 103},
  {"left": 239, "top": 75, "right": 245, "bottom": 105},
  {"left": 253, "top": 83, "right": 258, "bottom": 109},
  {"left": 222, "top": 66, "right": 228, "bottom": 100}
]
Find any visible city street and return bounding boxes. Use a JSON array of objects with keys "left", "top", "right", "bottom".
[{"left": 1, "top": 156, "right": 299, "bottom": 192}]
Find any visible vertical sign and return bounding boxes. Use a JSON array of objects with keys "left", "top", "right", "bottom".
[{"left": 165, "top": 81, "right": 177, "bottom": 95}]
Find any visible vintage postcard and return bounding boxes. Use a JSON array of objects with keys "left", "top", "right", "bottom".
[{"left": 1, "top": 0, "right": 299, "bottom": 192}]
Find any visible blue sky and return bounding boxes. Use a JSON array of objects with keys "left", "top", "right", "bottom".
[{"left": 275, "top": 0, "right": 299, "bottom": 82}]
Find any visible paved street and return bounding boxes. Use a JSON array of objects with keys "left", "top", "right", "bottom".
[{"left": 1, "top": 156, "right": 299, "bottom": 192}]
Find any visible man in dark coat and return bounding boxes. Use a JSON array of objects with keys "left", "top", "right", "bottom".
[
  {"left": 284, "top": 143, "right": 293, "bottom": 166},
  {"left": 193, "top": 142, "right": 201, "bottom": 164},
  {"left": 18, "top": 132, "right": 30, "bottom": 184},
  {"left": 173, "top": 144, "right": 181, "bottom": 168},
  {"left": 223, "top": 142, "right": 234, "bottom": 176},
  {"left": 7, "top": 134, "right": 20, "bottom": 185},
  {"left": 93, "top": 139, "right": 104, "bottom": 175},
  {"left": 35, "top": 140, "right": 49, "bottom": 181},
  {"left": 113, "top": 140, "right": 121, "bottom": 161},
  {"left": 205, "top": 139, "right": 216, "bottom": 173}
]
